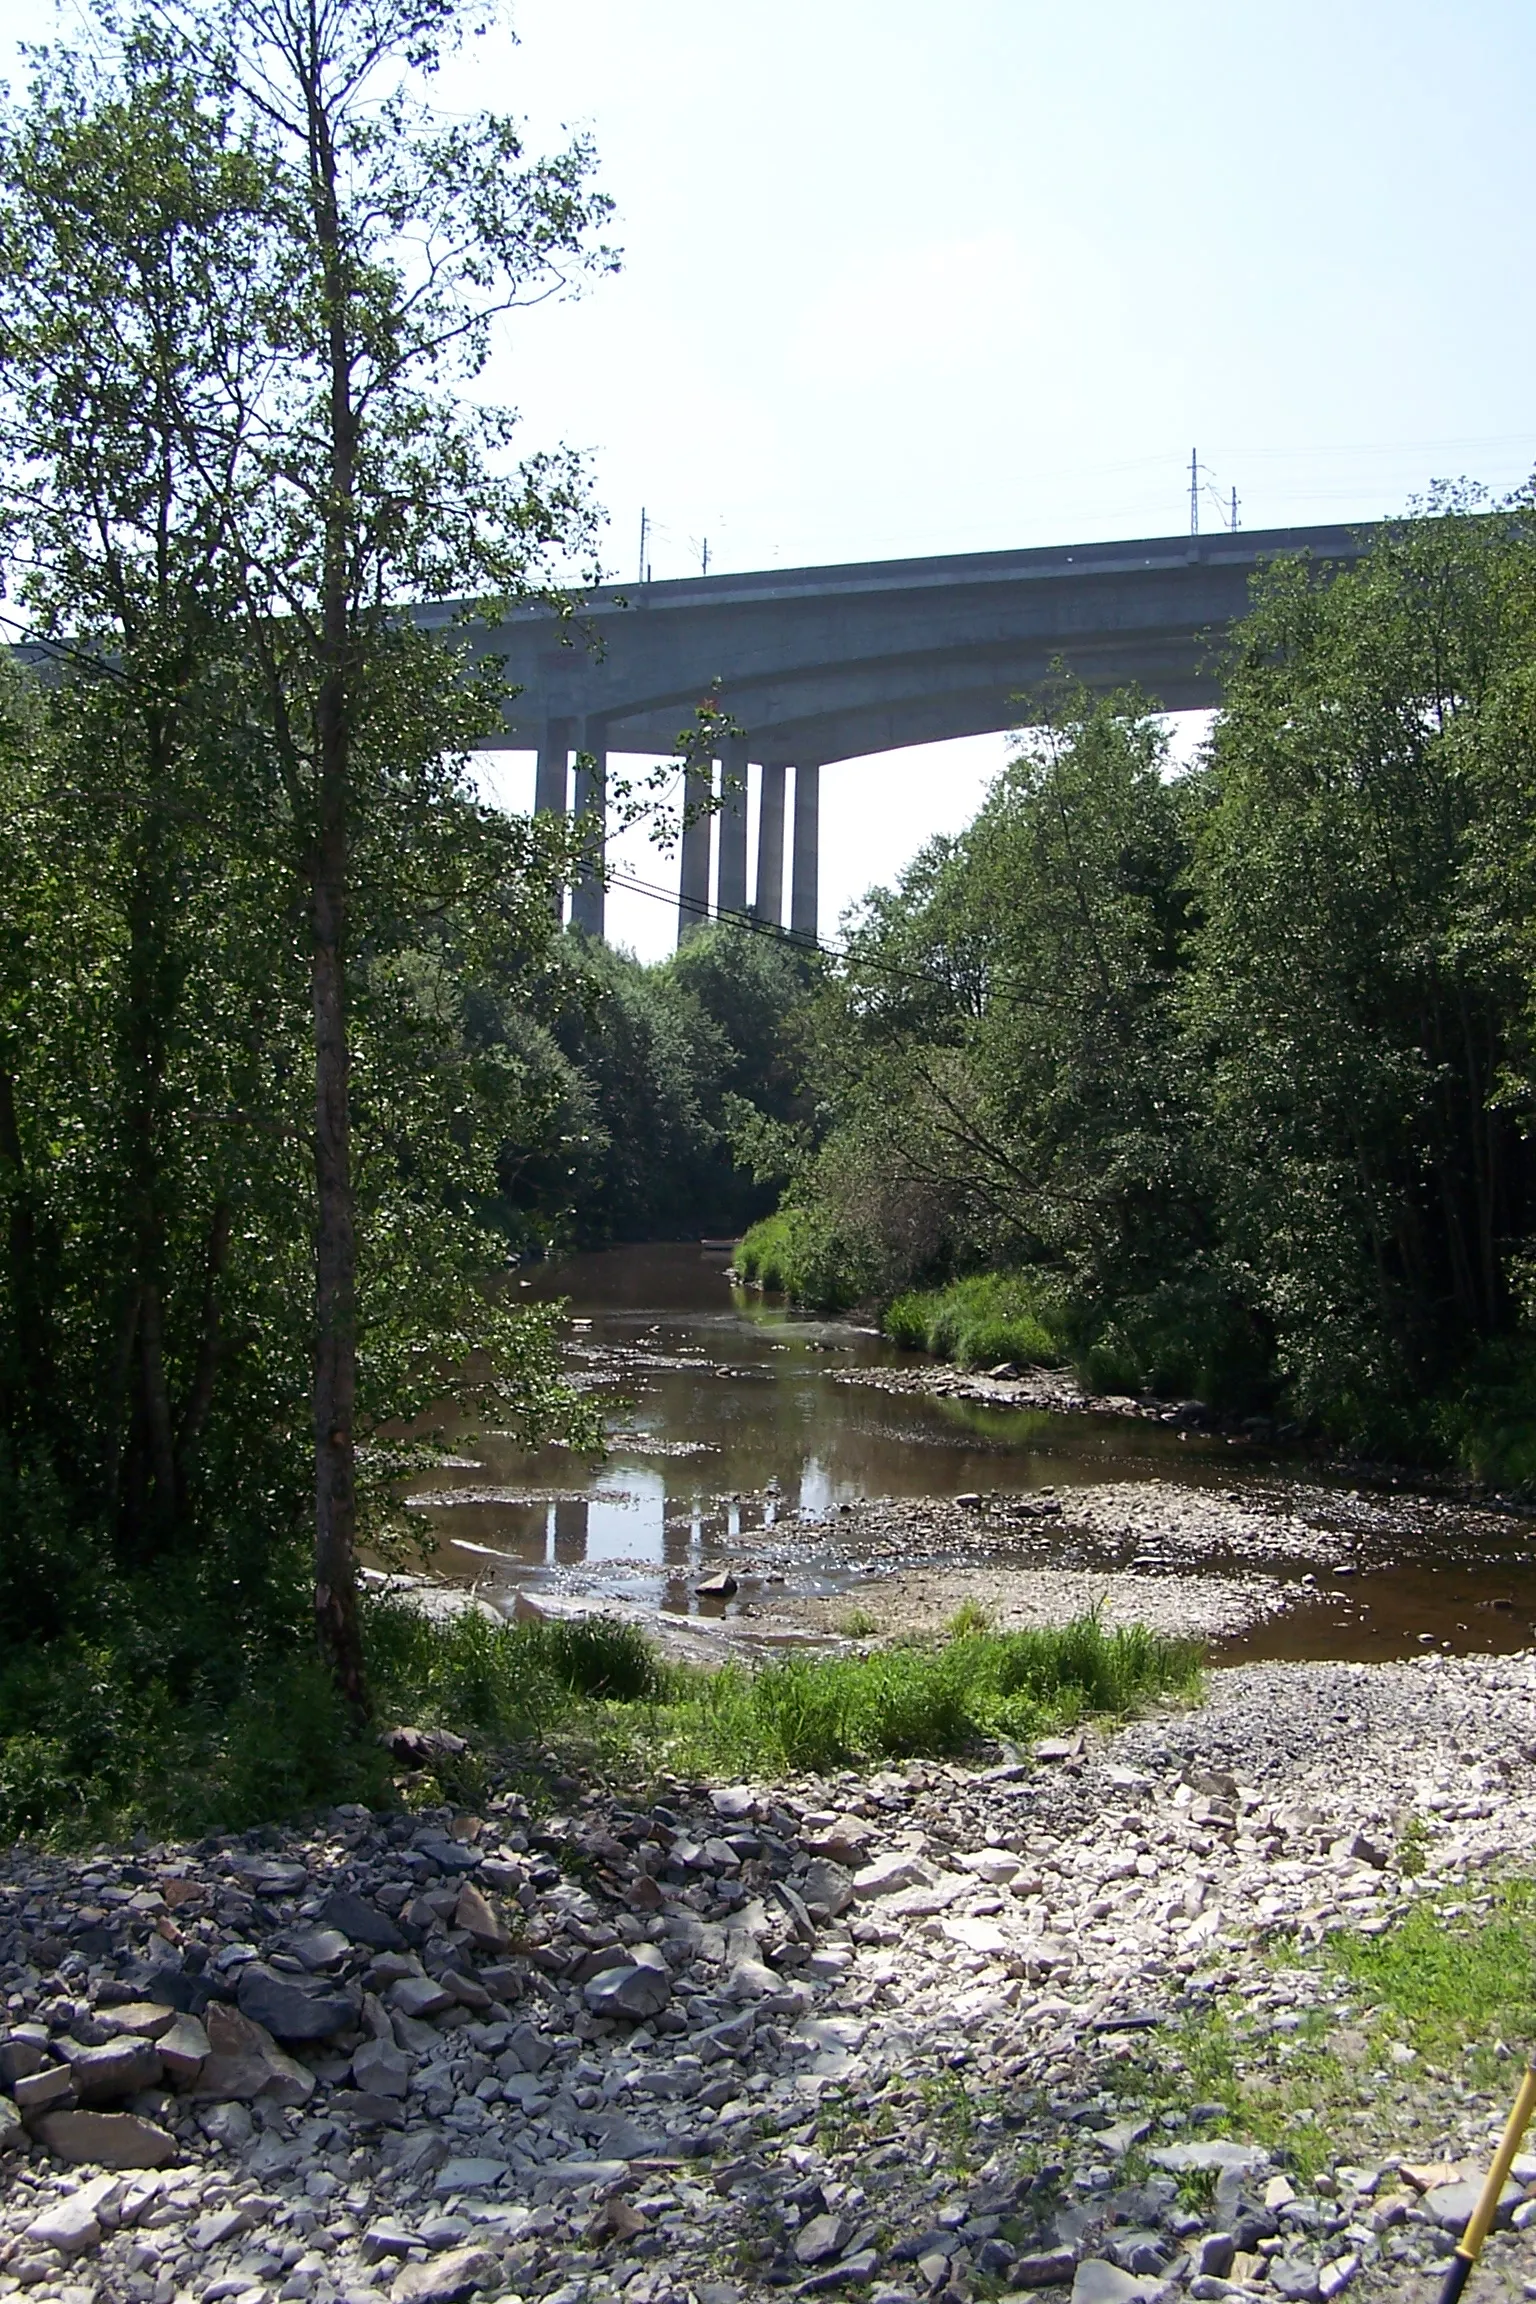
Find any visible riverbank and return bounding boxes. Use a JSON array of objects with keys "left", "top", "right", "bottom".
[{"left": 4, "top": 1648, "right": 1536, "bottom": 2304}]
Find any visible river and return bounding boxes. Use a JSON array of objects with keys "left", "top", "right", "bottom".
[{"left": 397, "top": 1242, "right": 1536, "bottom": 1665}]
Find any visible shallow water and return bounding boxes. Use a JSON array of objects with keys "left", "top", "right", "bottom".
[{"left": 399, "top": 1241, "right": 1536, "bottom": 1659}]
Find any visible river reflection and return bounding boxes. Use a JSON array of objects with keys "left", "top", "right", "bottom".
[{"left": 400, "top": 1241, "right": 1228, "bottom": 1615}]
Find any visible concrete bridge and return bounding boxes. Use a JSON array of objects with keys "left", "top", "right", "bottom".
[{"left": 425, "top": 519, "right": 1370, "bottom": 945}]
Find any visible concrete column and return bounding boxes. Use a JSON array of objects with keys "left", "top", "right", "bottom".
[
  {"left": 677, "top": 756, "right": 714, "bottom": 944},
  {"left": 569, "top": 728, "right": 607, "bottom": 939},
  {"left": 790, "top": 761, "right": 820, "bottom": 942},
  {"left": 717, "top": 736, "right": 749, "bottom": 916},
  {"left": 534, "top": 718, "right": 572, "bottom": 816},
  {"left": 755, "top": 762, "right": 787, "bottom": 926}
]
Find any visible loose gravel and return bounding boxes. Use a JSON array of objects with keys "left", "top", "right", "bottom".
[{"left": 5, "top": 1652, "right": 1536, "bottom": 2304}]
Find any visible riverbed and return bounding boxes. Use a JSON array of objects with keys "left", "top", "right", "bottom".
[{"left": 398, "top": 1242, "right": 1536, "bottom": 1663}]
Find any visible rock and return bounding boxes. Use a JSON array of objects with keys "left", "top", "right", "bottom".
[
  {"left": 388, "top": 1974, "right": 455, "bottom": 2021},
  {"left": 710, "top": 1787, "right": 757, "bottom": 1821},
  {"left": 1011, "top": 2249, "right": 1079, "bottom": 2288},
  {"left": 68, "top": 2037, "right": 164, "bottom": 2102},
  {"left": 1070, "top": 2263, "right": 1161, "bottom": 2303},
  {"left": 453, "top": 1881, "right": 510, "bottom": 1949},
  {"left": 1319, "top": 2258, "right": 1359, "bottom": 2299},
  {"left": 1197, "top": 2233, "right": 1236, "bottom": 2277},
  {"left": 801, "top": 1858, "right": 855, "bottom": 1916},
  {"left": 1425, "top": 2179, "right": 1520, "bottom": 2232},
  {"left": 364, "top": 2224, "right": 420, "bottom": 2262},
  {"left": 801, "top": 2248, "right": 882, "bottom": 2291},
  {"left": 1268, "top": 2262, "right": 1322, "bottom": 2302},
  {"left": 96, "top": 2002, "right": 176, "bottom": 2040},
  {"left": 431, "top": 2158, "right": 509, "bottom": 2194},
  {"left": 505, "top": 2022, "right": 554, "bottom": 2073},
  {"left": 1097, "top": 2119, "right": 1150, "bottom": 2156},
  {"left": 353, "top": 2037, "right": 413, "bottom": 2097},
  {"left": 15, "top": 2063, "right": 75, "bottom": 2114},
  {"left": 289, "top": 1924, "right": 352, "bottom": 1969},
  {"left": 35, "top": 2109, "right": 176, "bottom": 2167},
  {"left": 195, "top": 2003, "right": 315, "bottom": 2105},
  {"left": 695, "top": 1567, "right": 738, "bottom": 1596},
  {"left": 236, "top": 1961, "right": 359, "bottom": 2040},
  {"left": 380, "top": 1724, "right": 467, "bottom": 1766},
  {"left": 852, "top": 1852, "right": 931, "bottom": 1898},
  {"left": 195, "top": 2203, "right": 258, "bottom": 2248},
  {"left": 155, "top": 2012, "right": 210, "bottom": 2083},
  {"left": 323, "top": 1889, "right": 406, "bottom": 1951},
  {"left": 23, "top": 2174, "right": 122, "bottom": 2256},
  {"left": 0, "top": 2093, "right": 23, "bottom": 2152},
  {"left": 795, "top": 2214, "right": 850, "bottom": 2265},
  {"left": 1151, "top": 2140, "right": 1269, "bottom": 2178},
  {"left": 941, "top": 1914, "right": 1009, "bottom": 1955},
  {"left": 392, "top": 2243, "right": 500, "bottom": 2302},
  {"left": 583, "top": 1947, "right": 671, "bottom": 2020}
]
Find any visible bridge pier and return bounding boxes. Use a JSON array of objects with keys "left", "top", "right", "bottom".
[
  {"left": 790, "top": 763, "right": 820, "bottom": 942},
  {"left": 570, "top": 725, "right": 606, "bottom": 938},
  {"left": 755, "top": 763, "right": 786, "bottom": 926},
  {"left": 677, "top": 755, "right": 714, "bottom": 943},
  {"left": 717, "top": 737, "right": 749, "bottom": 916}
]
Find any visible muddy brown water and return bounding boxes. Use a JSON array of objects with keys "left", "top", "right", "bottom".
[{"left": 398, "top": 1242, "right": 1536, "bottom": 1664}]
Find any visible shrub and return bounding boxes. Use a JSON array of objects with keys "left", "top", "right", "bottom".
[{"left": 884, "top": 1270, "right": 1068, "bottom": 1368}]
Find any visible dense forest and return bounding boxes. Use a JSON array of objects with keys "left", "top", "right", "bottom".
[{"left": 742, "top": 498, "right": 1536, "bottom": 1480}]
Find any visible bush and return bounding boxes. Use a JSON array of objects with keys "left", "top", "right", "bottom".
[
  {"left": 884, "top": 1270, "right": 1068, "bottom": 1368},
  {"left": 734, "top": 1205, "right": 866, "bottom": 1308}
]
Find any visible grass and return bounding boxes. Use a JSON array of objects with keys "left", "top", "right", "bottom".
[
  {"left": 733, "top": 1205, "right": 861, "bottom": 1308},
  {"left": 1117, "top": 1878, "right": 1536, "bottom": 2183},
  {"left": 0, "top": 1594, "right": 1200, "bottom": 1842},
  {"left": 884, "top": 1270, "right": 1069, "bottom": 1370}
]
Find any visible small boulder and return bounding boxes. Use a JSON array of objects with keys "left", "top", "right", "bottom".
[
  {"left": 353, "top": 2037, "right": 412, "bottom": 2098},
  {"left": 24, "top": 2174, "right": 122, "bottom": 2255},
  {"left": 583, "top": 1946, "right": 671, "bottom": 2021},
  {"left": 68, "top": 2037, "right": 163, "bottom": 2103},
  {"left": 322, "top": 1889, "right": 406, "bottom": 1951},
  {"left": 795, "top": 2213, "right": 849, "bottom": 2266},
  {"left": 35, "top": 2109, "right": 176, "bottom": 2168},
  {"left": 236, "top": 1961, "right": 359, "bottom": 2041},
  {"left": 392, "top": 2242, "right": 500, "bottom": 2301}
]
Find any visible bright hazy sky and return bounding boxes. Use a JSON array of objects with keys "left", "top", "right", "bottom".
[{"left": 8, "top": 1, "right": 1536, "bottom": 956}]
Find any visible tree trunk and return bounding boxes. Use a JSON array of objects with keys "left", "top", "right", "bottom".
[
  {"left": 311, "top": 797, "right": 366, "bottom": 1715},
  {"left": 305, "top": 53, "right": 367, "bottom": 1717}
]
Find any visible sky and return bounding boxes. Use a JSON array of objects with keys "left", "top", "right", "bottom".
[{"left": 9, "top": 0, "right": 1536, "bottom": 957}]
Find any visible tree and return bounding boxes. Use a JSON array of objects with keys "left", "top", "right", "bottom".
[{"left": 0, "top": 0, "right": 616, "bottom": 1703}]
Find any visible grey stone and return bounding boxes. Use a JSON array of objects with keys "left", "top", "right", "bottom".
[
  {"left": 68, "top": 2037, "right": 163, "bottom": 2103},
  {"left": 800, "top": 2249, "right": 882, "bottom": 2292},
  {"left": 416, "top": 1838, "right": 483, "bottom": 1875},
  {"left": 236, "top": 1961, "right": 359, "bottom": 2040},
  {"left": 592, "top": 2112, "right": 660, "bottom": 2159},
  {"left": 1197, "top": 2233, "right": 1236, "bottom": 2278},
  {"left": 505, "top": 2023, "right": 553, "bottom": 2073},
  {"left": 154, "top": 2014, "right": 210, "bottom": 2083},
  {"left": 1070, "top": 2264, "right": 1161, "bottom": 2304},
  {"left": 1010, "top": 2251, "right": 1078, "bottom": 2288},
  {"left": 15, "top": 2063, "right": 75, "bottom": 2113},
  {"left": 583, "top": 1948, "right": 671, "bottom": 2020},
  {"left": 543, "top": 2158, "right": 630, "bottom": 2188},
  {"left": 289, "top": 1926, "right": 352, "bottom": 1970},
  {"left": 391, "top": 2244, "right": 499, "bottom": 2302},
  {"left": 1151, "top": 2140, "right": 1269, "bottom": 2178},
  {"left": 1425, "top": 2180, "right": 1519, "bottom": 2232},
  {"left": 34, "top": 2109, "right": 177, "bottom": 2168},
  {"left": 1268, "top": 2264, "right": 1322, "bottom": 2303},
  {"left": 0, "top": 2093, "right": 23, "bottom": 2152},
  {"left": 323, "top": 1891, "right": 405, "bottom": 1951},
  {"left": 710, "top": 1787, "right": 756, "bottom": 1821},
  {"left": 801, "top": 1859, "right": 855, "bottom": 1916},
  {"left": 430, "top": 2157, "right": 509, "bottom": 2193},
  {"left": 200, "top": 2101, "right": 255, "bottom": 2148},
  {"left": 795, "top": 2214, "right": 850, "bottom": 2266},
  {"left": 24, "top": 2175, "right": 121, "bottom": 2255},
  {"left": 388, "top": 1974, "right": 455, "bottom": 2021},
  {"left": 363, "top": 2224, "right": 420, "bottom": 2262},
  {"left": 353, "top": 2037, "right": 412, "bottom": 2097}
]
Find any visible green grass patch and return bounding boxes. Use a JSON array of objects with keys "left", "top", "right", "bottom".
[
  {"left": 1120, "top": 1879, "right": 1536, "bottom": 2183},
  {"left": 884, "top": 1270, "right": 1069, "bottom": 1370},
  {"left": 0, "top": 1595, "right": 1199, "bottom": 1843}
]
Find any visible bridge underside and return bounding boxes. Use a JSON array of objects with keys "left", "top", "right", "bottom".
[{"left": 436, "top": 520, "right": 1369, "bottom": 944}]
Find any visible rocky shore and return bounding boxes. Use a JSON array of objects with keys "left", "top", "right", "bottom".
[{"left": 4, "top": 1652, "right": 1536, "bottom": 2304}]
